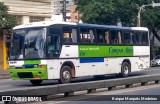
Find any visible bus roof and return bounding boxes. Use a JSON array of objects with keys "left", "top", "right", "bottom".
[
  {"left": 131, "top": 27, "right": 148, "bottom": 31},
  {"left": 13, "top": 21, "right": 148, "bottom": 31},
  {"left": 13, "top": 21, "right": 77, "bottom": 29}
]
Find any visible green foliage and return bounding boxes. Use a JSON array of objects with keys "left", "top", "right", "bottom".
[
  {"left": 0, "top": 2, "right": 16, "bottom": 29},
  {"left": 113, "top": 0, "right": 138, "bottom": 26},
  {"left": 153, "top": 47, "right": 159, "bottom": 56},
  {"left": 75, "top": 0, "right": 116, "bottom": 25},
  {"left": 75, "top": 0, "right": 160, "bottom": 28},
  {"left": 75, "top": 0, "right": 160, "bottom": 41},
  {"left": 142, "top": 7, "right": 160, "bottom": 29},
  {"left": 75, "top": 0, "right": 139, "bottom": 26}
]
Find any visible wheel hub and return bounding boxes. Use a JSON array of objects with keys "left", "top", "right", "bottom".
[
  {"left": 63, "top": 71, "right": 70, "bottom": 80},
  {"left": 124, "top": 66, "right": 129, "bottom": 75}
]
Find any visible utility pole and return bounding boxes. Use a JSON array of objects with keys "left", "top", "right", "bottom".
[{"left": 62, "top": 0, "right": 67, "bottom": 22}]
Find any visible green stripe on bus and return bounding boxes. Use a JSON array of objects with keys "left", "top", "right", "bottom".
[
  {"left": 24, "top": 60, "right": 41, "bottom": 64},
  {"left": 79, "top": 45, "right": 133, "bottom": 57}
]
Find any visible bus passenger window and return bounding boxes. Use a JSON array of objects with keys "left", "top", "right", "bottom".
[
  {"left": 71, "top": 28, "right": 77, "bottom": 43},
  {"left": 89, "top": 30, "right": 95, "bottom": 43},
  {"left": 142, "top": 32, "right": 148, "bottom": 45},
  {"left": 47, "top": 36, "right": 60, "bottom": 58},
  {"left": 99, "top": 35, "right": 103, "bottom": 43},
  {"left": 80, "top": 28, "right": 95, "bottom": 44},
  {"left": 97, "top": 29, "right": 106, "bottom": 44},
  {"left": 133, "top": 32, "right": 142, "bottom": 45},
  {"left": 123, "top": 31, "right": 132, "bottom": 45},
  {"left": 110, "top": 30, "right": 118, "bottom": 44},
  {"left": 63, "top": 33, "right": 72, "bottom": 43},
  {"left": 62, "top": 27, "right": 78, "bottom": 44},
  {"left": 105, "top": 31, "right": 110, "bottom": 44},
  {"left": 63, "top": 27, "right": 72, "bottom": 43},
  {"left": 118, "top": 31, "right": 122, "bottom": 44}
]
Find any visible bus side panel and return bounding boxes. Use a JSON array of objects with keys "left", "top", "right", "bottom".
[
  {"left": 46, "top": 59, "right": 61, "bottom": 79},
  {"left": 133, "top": 46, "right": 150, "bottom": 70},
  {"left": 75, "top": 58, "right": 107, "bottom": 77},
  {"left": 109, "top": 57, "right": 139, "bottom": 74},
  {"left": 123, "top": 57, "right": 139, "bottom": 72},
  {"left": 106, "top": 58, "right": 119, "bottom": 74},
  {"left": 75, "top": 60, "right": 96, "bottom": 77},
  {"left": 95, "top": 59, "right": 109, "bottom": 75},
  {"left": 130, "top": 57, "right": 140, "bottom": 72},
  {"left": 133, "top": 46, "right": 150, "bottom": 56},
  {"left": 60, "top": 45, "right": 78, "bottom": 58}
]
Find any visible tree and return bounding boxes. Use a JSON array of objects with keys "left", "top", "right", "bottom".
[
  {"left": 74, "top": 0, "right": 116, "bottom": 25},
  {"left": 74, "top": 0, "right": 138, "bottom": 26},
  {"left": 75, "top": 0, "right": 160, "bottom": 40},
  {"left": 141, "top": 5, "right": 160, "bottom": 41},
  {"left": 0, "top": 2, "right": 16, "bottom": 29}
]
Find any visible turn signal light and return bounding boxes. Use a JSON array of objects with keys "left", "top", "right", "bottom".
[
  {"left": 38, "top": 65, "right": 46, "bottom": 68},
  {"left": 34, "top": 64, "right": 46, "bottom": 68}
]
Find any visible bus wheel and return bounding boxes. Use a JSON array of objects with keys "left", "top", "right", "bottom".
[
  {"left": 59, "top": 66, "right": 72, "bottom": 84},
  {"left": 120, "top": 62, "right": 131, "bottom": 77},
  {"left": 30, "top": 80, "right": 43, "bottom": 85}
]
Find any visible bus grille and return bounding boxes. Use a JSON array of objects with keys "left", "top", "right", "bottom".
[{"left": 17, "top": 72, "right": 33, "bottom": 78}]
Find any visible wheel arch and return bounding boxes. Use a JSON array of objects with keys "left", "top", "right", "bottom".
[
  {"left": 122, "top": 59, "right": 131, "bottom": 72},
  {"left": 61, "top": 61, "right": 75, "bottom": 77}
]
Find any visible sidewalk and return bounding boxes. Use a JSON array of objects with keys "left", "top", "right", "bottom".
[{"left": 0, "top": 69, "right": 10, "bottom": 79}]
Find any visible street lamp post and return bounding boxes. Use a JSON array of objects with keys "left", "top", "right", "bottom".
[
  {"left": 137, "top": 4, "right": 152, "bottom": 27},
  {"left": 137, "top": 2, "right": 160, "bottom": 27}
]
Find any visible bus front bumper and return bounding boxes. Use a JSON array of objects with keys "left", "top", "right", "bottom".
[{"left": 9, "top": 68, "right": 48, "bottom": 80}]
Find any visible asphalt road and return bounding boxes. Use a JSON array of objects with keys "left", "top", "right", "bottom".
[
  {"left": 0, "top": 67, "right": 160, "bottom": 91},
  {"left": 0, "top": 67, "right": 160, "bottom": 104}
]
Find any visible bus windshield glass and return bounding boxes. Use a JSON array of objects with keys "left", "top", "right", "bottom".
[{"left": 10, "top": 27, "right": 46, "bottom": 60}]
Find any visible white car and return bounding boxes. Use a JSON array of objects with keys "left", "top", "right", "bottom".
[{"left": 151, "top": 55, "right": 160, "bottom": 66}]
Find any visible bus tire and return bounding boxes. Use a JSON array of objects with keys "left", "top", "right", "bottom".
[
  {"left": 59, "top": 66, "right": 72, "bottom": 84},
  {"left": 120, "top": 62, "right": 131, "bottom": 77},
  {"left": 30, "top": 80, "right": 43, "bottom": 85}
]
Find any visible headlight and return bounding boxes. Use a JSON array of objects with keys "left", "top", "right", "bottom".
[
  {"left": 38, "top": 65, "right": 46, "bottom": 68},
  {"left": 34, "top": 64, "right": 46, "bottom": 68}
]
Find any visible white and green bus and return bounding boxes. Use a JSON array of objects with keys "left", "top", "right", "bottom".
[{"left": 9, "top": 21, "right": 150, "bottom": 85}]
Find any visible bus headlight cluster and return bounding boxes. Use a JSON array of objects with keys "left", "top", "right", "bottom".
[{"left": 34, "top": 65, "right": 45, "bottom": 68}]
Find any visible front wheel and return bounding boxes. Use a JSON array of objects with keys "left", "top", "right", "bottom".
[
  {"left": 59, "top": 66, "right": 72, "bottom": 84},
  {"left": 30, "top": 80, "right": 43, "bottom": 85},
  {"left": 120, "top": 62, "right": 131, "bottom": 77}
]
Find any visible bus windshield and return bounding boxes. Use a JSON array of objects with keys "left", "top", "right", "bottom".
[{"left": 10, "top": 27, "right": 46, "bottom": 60}]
